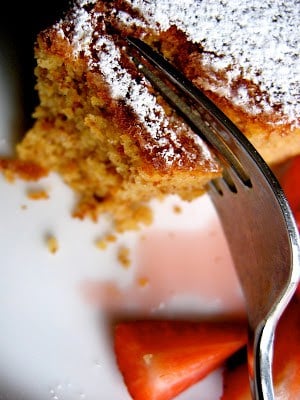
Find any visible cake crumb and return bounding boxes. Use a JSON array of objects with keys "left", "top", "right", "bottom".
[
  {"left": 137, "top": 277, "right": 149, "bottom": 287},
  {"left": 106, "top": 233, "right": 117, "bottom": 242},
  {"left": 46, "top": 236, "right": 59, "bottom": 254},
  {"left": 95, "top": 239, "right": 108, "bottom": 250},
  {"left": 27, "top": 189, "right": 49, "bottom": 200},
  {"left": 173, "top": 204, "right": 182, "bottom": 214},
  {"left": 117, "top": 246, "right": 131, "bottom": 268},
  {"left": 0, "top": 158, "right": 48, "bottom": 181},
  {"left": 95, "top": 233, "right": 117, "bottom": 250},
  {"left": 20, "top": 204, "right": 28, "bottom": 210},
  {"left": 1, "top": 169, "right": 15, "bottom": 183}
]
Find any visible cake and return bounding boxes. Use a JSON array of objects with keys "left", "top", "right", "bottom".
[{"left": 16, "top": 0, "right": 300, "bottom": 231}]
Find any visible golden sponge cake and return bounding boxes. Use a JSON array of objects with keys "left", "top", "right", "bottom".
[{"left": 17, "top": 0, "right": 300, "bottom": 230}]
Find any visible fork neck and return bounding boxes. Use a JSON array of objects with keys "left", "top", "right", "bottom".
[{"left": 248, "top": 322, "right": 275, "bottom": 400}]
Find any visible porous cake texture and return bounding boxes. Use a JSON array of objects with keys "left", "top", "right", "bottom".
[{"left": 17, "top": 0, "right": 300, "bottom": 230}]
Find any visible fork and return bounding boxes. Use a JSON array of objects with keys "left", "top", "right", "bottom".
[{"left": 127, "top": 36, "right": 300, "bottom": 399}]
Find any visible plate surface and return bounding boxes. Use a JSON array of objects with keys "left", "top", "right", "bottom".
[{"left": 0, "top": 36, "right": 245, "bottom": 400}]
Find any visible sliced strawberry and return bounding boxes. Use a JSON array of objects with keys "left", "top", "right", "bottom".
[
  {"left": 280, "top": 156, "right": 300, "bottom": 297},
  {"left": 222, "top": 362, "right": 250, "bottom": 400},
  {"left": 114, "top": 319, "right": 247, "bottom": 400},
  {"left": 281, "top": 155, "right": 300, "bottom": 229},
  {"left": 297, "top": 281, "right": 300, "bottom": 299},
  {"left": 222, "top": 296, "right": 300, "bottom": 399}
]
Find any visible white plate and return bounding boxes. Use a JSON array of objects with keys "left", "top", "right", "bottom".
[{"left": 0, "top": 37, "right": 245, "bottom": 400}]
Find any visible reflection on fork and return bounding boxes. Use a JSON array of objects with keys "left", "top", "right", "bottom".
[{"left": 127, "top": 36, "right": 300, "bottom": 400}]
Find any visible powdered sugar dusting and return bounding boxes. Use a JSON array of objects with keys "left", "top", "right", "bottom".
[
  {"left": 54, "top": 0, "right": 300, "bottom": 164},
  {"left": 72, "top": 12, "right": 95, "bottom": 54},
  {"left": 91, "top": 36, "right": 211, "bottom": 167},
  {"left": 117, "top": 10, "right": 148, "bottom": 29},
  {"left": 128, "top": 0, "right": 300, "bottom": 125}
]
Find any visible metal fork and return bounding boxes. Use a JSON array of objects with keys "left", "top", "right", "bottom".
[{"left": 127, "top": 36, "right": 300, "bottom": 399}]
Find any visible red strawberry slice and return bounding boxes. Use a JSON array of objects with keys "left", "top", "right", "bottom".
[
  {"left": 114, "top": 319, "right": 247, "bottom": 400},
  {"left": 280, "top": 155, "right": 300, "bottom": 297},
  {"left": 221, "top": 296, "right": 300, "bottom": 399},
  {"left": 222, "top": 362, "right": 250, "bottom": 400},
  {"left": 281, "top": 155, "right": 300, "bottom": 230}
]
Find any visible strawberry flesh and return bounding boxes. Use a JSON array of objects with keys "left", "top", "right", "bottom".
[{"left": 114, "top": 319, "right": 247, "bottom": 400}]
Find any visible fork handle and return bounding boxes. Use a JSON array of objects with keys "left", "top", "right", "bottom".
[{"left": 249, "top": 322, "right": 275, "bottom": 399}]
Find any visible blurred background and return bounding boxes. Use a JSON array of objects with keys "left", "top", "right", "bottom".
[{"left": 0, "top": 0, "right": 69, "bottom": 136}]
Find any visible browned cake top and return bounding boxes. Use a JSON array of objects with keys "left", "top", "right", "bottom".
[{"left": 49, "top": 0, "right": 300, "bottom": 169}]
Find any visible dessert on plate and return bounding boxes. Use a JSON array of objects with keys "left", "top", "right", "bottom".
[{"left": 16, "top": 0, "right": 300, "bottom": 230}]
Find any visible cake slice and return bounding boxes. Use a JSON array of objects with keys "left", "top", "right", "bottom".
[{"left": 17, "top": 0, "right": 300, "bottom": 230}]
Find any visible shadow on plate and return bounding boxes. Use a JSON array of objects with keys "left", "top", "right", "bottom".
[{"left": 0, "top": 382, "right": 38, "bottom": 400}]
